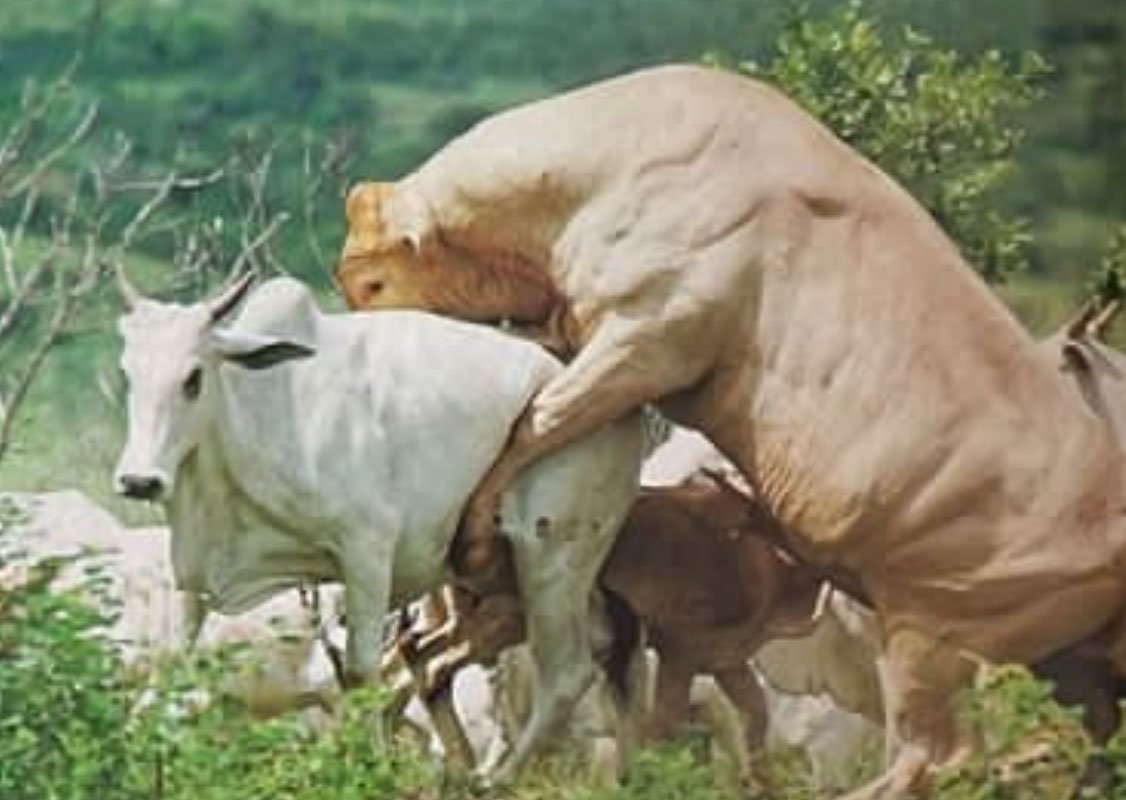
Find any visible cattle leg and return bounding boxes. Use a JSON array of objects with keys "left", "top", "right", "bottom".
[
  {"left": 458, "top": 316, "right": 703, "bottom": 573},
  {"left": 340, "top": 538, "right": 395, "bottom": 690},
  {"left": 647, "top": 648, "right": 695, "bottom": 744},
  {"left": 714, "top": 665, "right": 771, "bottom": 786},
  {"left": 836, "top": 627, "right": 976, "bottom": 800},
  {"left": 478, "top": 519, "right": 622, "bottom": 784},
  {"left": 689, "top": 676, "right": 752, "bottom": 780}
]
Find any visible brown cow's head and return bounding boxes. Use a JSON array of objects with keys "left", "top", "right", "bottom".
[
  {"left": 337, "top": 182, "right": 435, "bottom": 311},
  {"left": 336, "top": 181, "right": 562, "bottom": 327}
]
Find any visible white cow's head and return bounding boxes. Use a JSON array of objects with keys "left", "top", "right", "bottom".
[{"left": 114, "top": 272, "right": 314, "bottom": 502}]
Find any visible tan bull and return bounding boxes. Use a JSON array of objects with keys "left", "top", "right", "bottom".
[{"left": 336, "top": 64, "right": 1126, "bottom": 798}]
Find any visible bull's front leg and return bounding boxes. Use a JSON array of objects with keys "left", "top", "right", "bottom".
[{"left": 458, "top": 313, "right": 706, "bottom": 574}]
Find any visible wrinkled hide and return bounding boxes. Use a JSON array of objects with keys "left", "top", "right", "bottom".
[
  {"left": 335, "top": 64, "right": 1126, "bottom": 667},
  {"left": 334, "top": 65, "right": 1126, "bottom": 798}
]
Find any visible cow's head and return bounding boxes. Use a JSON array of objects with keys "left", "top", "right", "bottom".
[
  {"left": 335, "top": 181, "right": 561, "bottom": 326},
  {"left": 336, "top": 181, "right": 439, "bottom": 311},
  {"left": 113, "top": 272, "right": 315, "bottom": 502}
]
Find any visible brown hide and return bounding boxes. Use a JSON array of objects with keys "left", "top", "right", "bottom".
[
  {"left": 601, "top": 481, "right": 822, "bottom": 658},
  {"left": 395, "top": 479, "right": 822, "bottom": 695}
]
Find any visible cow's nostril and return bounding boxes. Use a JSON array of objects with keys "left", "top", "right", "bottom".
[{"left": 118, "top": 474, "right": 165, "bottom": 501}]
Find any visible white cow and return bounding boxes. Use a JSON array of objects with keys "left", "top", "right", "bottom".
[{"left": 112, "top": 273, "right": 642, "bottom": 784}]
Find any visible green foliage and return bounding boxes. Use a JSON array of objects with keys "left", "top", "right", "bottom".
[
  {"left": 0, "top": 514, "right": 1123, "bottom": 800},
  {"left": 594, "top": 745, "right": 726, "bottom": 800},
  {"left": 0, "top": 505, "right": 439, "bottom": 800},
  {"left": 1087, "top": 223, "right": 1126, "bottom": 305},
  {"left": 0, "top": 501, "right": 134, "bottom": 800},
  {"left": 934, "top": 667, "right": 1089, "bottom": 800},
  {"left": 127, "top": 676, "right": 435, "bottom": 800},
  {"left": 733, "top": 1, "right": 1048, "bottom": 282}
]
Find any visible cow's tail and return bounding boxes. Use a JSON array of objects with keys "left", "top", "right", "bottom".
[{"left": 598, "top": 589, "right": 642, "bottom": 709}]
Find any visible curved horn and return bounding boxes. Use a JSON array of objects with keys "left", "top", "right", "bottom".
[
  {"left": 207, "top": 271, "right": 256, "bottom": 323},
  {"left": 1088, "top": 299, "right": 1121, "bottom": 341},
  {"left": 115, "top": 262, "right": 143, "bottom": 311},
  {"left": 1065, "top": 297, "right": 1100, "bottom": 340}
]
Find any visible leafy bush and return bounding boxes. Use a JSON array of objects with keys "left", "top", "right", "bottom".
[
  {"left": 0, "top": 497, "right": 135, "bottom": 800},
  {"left": 725, "top": 1, "right": 1049, "bottom": 282},
  {"left": 1086, "top": 223, "right": 1126, "bottom": 305},
  {"left": 128, "top": 673, "right": 436, "bottom": 800},
  {"left": 933, "top": 666, "right": 1089, "bottom": 800}
]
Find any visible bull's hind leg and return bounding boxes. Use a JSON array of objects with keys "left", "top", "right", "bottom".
[
  {"left": 838, "top": 628, "right": 977, "bottom": 800},
  {"left": 458, "top": 313, "right": 708, "bottom": 573}
]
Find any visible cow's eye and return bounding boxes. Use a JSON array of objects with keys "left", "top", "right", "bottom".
[
  {"left": 366, "top": 279, "right": 385, "bottom": 296},
  {"left": 182, "top": 367, "right": 203, "bottom": 400}
]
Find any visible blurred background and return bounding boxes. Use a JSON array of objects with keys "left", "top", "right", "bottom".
[{"left": 0, "top": 0, "right": 1123, "bottom": 508}]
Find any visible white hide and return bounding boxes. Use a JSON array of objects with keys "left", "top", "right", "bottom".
[
  {"left": 0, "top": 491, "right": 343, "bottom": 717},
  {"left": 115, "top": 277, "right": 643, "bottom": 783},
  {"left": 763, "top": 687, "right": 883, "bottom": 791},
  {"left": 640, "top": 425, "right": 738, "bottom": 487},
  {"left": 754, "top": 592, "right": 884, "bottom": 724},
  {"left": 402, "top": 665, "right": 500, "bottom": 764}
]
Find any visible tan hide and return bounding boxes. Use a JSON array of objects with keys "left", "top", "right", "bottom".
[{"left": 336, "top": 64, "right": 1126, "bottom": 668}]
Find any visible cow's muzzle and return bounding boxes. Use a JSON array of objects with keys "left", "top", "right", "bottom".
[{"left": 115, "top": 473, "right": 166, "bottom": 501}]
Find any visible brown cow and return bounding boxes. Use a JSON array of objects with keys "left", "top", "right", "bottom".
[
  {"left": 600, "top": 475, "right": 826, "bottom": 782},
  {"left": 337, "top": 64, "right": 1126, "bottom": 798},
  {"left": 386, "top": 468, "right": 826, "bottom": 784}
]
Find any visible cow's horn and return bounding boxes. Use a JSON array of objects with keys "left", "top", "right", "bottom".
[
  {"left": 207, "top": 270, "right": 256, "bottom": 322},
  {"left": 1088, "top": 300, "right": 1121, "bottom": 340},
  {"left": 115, "top": 261, "right": 147, "bottom": 311},
  {"left": 1065, "top": 297, "right": 1100, "bottom": 340}
]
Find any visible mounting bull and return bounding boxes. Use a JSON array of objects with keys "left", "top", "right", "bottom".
[{"left": 335, "top": 63, "right": 1126, "bottom": 798}]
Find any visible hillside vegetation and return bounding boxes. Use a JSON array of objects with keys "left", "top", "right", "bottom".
[{"left": 0, "top": 0, "right": 1122, "bottom": 502}]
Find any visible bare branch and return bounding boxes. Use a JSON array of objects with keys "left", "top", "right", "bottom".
[
  {"left": 107, "top": 168, "right": 224, "bottom": 194},
  {"left": 300, "top": 135, "right": 352, "bottom": 276},
  {"left": 230, "top": 212, "right": 290, "bottom": 278},
  {"left": 0, "top": 269, "right": 75, "bottom": 462},
  {"left": 4, "top": 101, "right": 100, "bottom": 199},
  {"left": 0, "top": 245, "right": 57, "bottom": 344},
  {"left": 0, "top": 227, "right": 15, "bottom": 294},
  {"left": 119, "top": 172, "right": 179, "bottom": 250},
  {"left": 11, "top": 182, "right": 42, "bottom": 251}
]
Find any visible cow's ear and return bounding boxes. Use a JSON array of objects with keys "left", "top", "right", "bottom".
[
  {"left": 1062, "top": 341, "right": 1091, "bottom": 373},
  {"left": 209, "top": 329, "right": 315, "bottom": 370}
]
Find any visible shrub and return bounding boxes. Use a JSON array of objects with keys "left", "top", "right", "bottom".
[
  {"left": 0, "top": 497, "right": 135, "bottom": 800},
  {"left": 723, "top": 1, "right": 1049, "bottom": 283}
]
